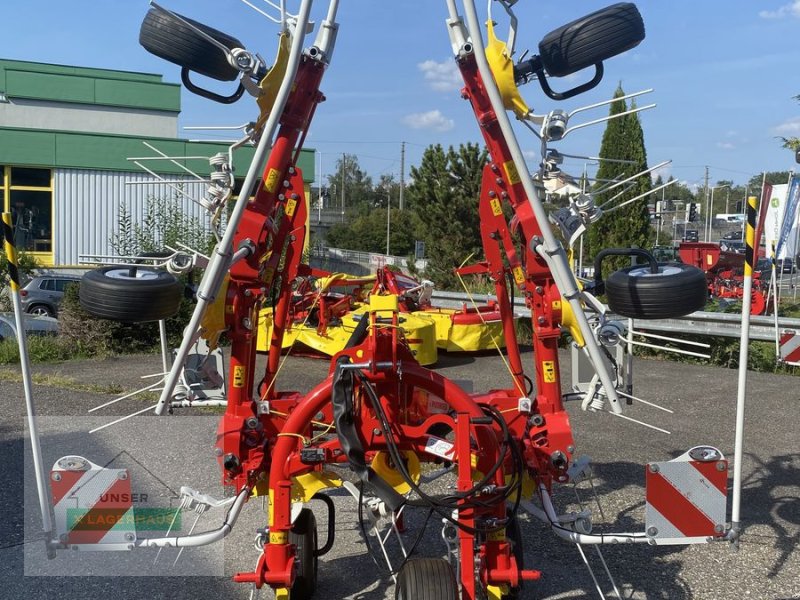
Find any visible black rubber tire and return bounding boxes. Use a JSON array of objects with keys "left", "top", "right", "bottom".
[
  {"left": 79, "top": 266, "right": 183, "bottom": 323},
  {"left": 538, "top": 3, "right": 645, "bottom": 77},
  {"left": 289, "top": 508, "right": 318, "bottom": 599},
  {"left": 139, "top": 8, "right": 243, "bottom": 81},
  {"left": 605, "top": 262, "right": 707, "bottom": 319},
  {"left": 395, "top": 558, "right": 458, "bottom": 600},
  {"left": 502, "top": 517, "right": 525, "bottom": 600}
]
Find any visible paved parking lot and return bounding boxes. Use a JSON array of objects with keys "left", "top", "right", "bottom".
[{"left": 1, "top": 349, "right": 798, "bottom": 599}]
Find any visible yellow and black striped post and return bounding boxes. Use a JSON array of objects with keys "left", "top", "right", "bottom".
[
  {"left": 729, "top": 194, "right": 759, "bottom": 549},
  {"left": 2, "top": 212, "right": 21, "bottom": 291},
  {"left": 743, "top": 195, "right": 757, "bottom": 278},
  {"left": 3, "top": 211, "right": 56, "bottom": 554}
]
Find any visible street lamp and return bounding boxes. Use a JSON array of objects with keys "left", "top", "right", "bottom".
[{"left": 706, "top": 184, "right": 730, "bottom": 242}]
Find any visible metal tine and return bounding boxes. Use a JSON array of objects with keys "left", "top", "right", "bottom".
[
  {"left": 595, "top": 181, "right": 636, "bottom": 208},
  {"left": 78, "top": 252, "right": 177, "bottom": 270},
  {"left": 593, "top": 545, "right": 624, "bottom": 600},
  {"left": 587, "top": 466, "right": 606, "bottom": 521},
  {"left": 89, "top": 403, "right": 159, "bottom": 434},
  {"left": 575, "top": 542, "right": 607, "bottom": 599},
  {"left": 142, "top": 140, "right": 207, "bottom": 181},
  {"left": 610, "top": 412, "right": 671, "bottom": 435},
  {"left": 596, "top": 160, "right": 672, "bottom": 198},
  {"left": 563, "top": 102, "right": 656, "bottom": 140},
  {"left": 567, "top": 88, "right": 654, "bottom": 119},
  {"left": 126, "top": 179, "right": 210, "bottom": 185},
  {"left": 172, "top": 508, "right": 205, "bottom": 567},
  {"left": 153, "top": 497, "right": 186, "bottom": 565},
  {"left": 603, "top": 179, "right": 678, "bottom": 214},
  {"left": 239, "top": 0, "right": 285, "bottom": 24},
  {"left": 88, "top": 379, "right": 166, "bottom": 413},
  {"left": 554, "top": 150, "right": 638, "bottom": 166},
  {"left": 130, "top": 160, "right": 206, "bottom": 209},
  {"left": 615, "top": 389, "right": 674, "bottom": 414},
  {"left": 625, "top": 337, "right": 711, "bottom": 359},
  {"left": 184, "top": 123, "right": 253, "bottom": 131},
  {"left": 629, "top": 328, "right": 711, "bottom": 349}
]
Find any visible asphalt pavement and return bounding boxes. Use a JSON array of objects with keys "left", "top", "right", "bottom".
[{"left": 0, "top": 348, "right": 798, "bottom": 599}]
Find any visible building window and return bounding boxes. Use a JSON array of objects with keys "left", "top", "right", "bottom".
[{"left": 1, "top": 166, "right": 53, "bottom": 257}]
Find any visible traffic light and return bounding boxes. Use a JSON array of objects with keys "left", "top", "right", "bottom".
[{"left": 688, "top": 202, "right": 698, "bottom": 222}]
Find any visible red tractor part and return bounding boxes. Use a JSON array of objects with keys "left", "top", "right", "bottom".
[{"left": 679, "top": 242, "right": 766, "bottom": 315}]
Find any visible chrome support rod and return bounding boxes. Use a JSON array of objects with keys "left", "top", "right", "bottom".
[
  {"left": 153, "top": 0, "right": 315, "bottom": 417},
  {"left": 458, "top": 0, "right": 623, "bottom": 414}
]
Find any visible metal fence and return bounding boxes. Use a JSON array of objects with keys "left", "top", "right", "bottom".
[
  {"left": 310, "top": 245, "right": 427, "bottom": 271},
  {"left": 429, "top": 290, "right": 800, "bottom": 342}
]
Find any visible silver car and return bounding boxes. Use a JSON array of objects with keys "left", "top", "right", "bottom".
[
  {"left": 0, "top": 312, "right": 59, "bottom": 341},
  {"left": 18, "top": 275, "right": 82, "bottom": 317}
]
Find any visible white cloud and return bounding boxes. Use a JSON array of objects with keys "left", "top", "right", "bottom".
[
  {"left": 403, "top": 110, "right": 454, "bottom": 132},
  {"left": 716, "top": 141, "right": 736, "bottom": 150},
  {"left": 418, "top": 59, "right": 462, "bottom": 92},
  {"left": 774, "top": 116, "right": 800, "bottom": 135},
  {"left": 759, "top": 1, "right": 800, "bottom": 18}
]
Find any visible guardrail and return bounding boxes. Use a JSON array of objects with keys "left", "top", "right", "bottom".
[
  {"left": 429, "top": 290, "right": 799, "bottom": 342},
  {"left": 310, "top": 246, "right": 427, "bottom": 271}
]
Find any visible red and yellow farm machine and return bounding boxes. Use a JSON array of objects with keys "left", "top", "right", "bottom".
[{"left": 7, "top": 2, "right": 755, "bottom": 598}]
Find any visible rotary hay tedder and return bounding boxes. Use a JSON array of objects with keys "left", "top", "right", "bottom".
[{"left": 9, "top": 1, "right": 758, "bottom": 598}]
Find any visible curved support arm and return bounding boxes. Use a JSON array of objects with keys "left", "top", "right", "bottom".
[
  {"left": 519, "top": 487, "right": 650, "bottom": 545},
  {"left": 135, "top": 487, "right": 249, "bottom": 548},
  {"left": 593, "top": 247, "right": 659, "bottom": 292},
  {"left": 181, "top": 68, "right": 245, "bottom": 104},
  {"left": 535, "top": 63, "right": 604, "bottom": 101}
]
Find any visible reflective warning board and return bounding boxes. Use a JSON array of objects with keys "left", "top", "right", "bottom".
[
  {"left": 645, "top": 446, "right": 728, "bottom": 544},
  {"left": 50, "top": 455, "right": 136, "bottom": 550}
]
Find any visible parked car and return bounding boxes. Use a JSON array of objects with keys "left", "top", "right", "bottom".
[
  {"left": 0, "top": 312, "right": 59, "bottom": 342},
  {"left": 778, "top": 258, "right": 795, "bottom": 274},
  {"left": 722, "top": 230, "right": 743, "bottom": 241},
  {"left": 719, "top": 239, "right": 745, "bottom": 253},
  {"left": 18, "top": 275, "right": 82, "bottom": 317}
]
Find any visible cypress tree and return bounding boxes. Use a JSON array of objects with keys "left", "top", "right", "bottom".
[
  {"left": 585, "top": 84, "right": 654, "bottom": 274},
  {"left": 406, "top": 143, "right": 487, "bottom": 289}
]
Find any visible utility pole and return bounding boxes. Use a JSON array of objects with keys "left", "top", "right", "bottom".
[
  {"left": 341, "top": 152, "right": 346, "bottom": 223},
  {"left": 399, "top": 141, "right": 405, "bottom": 210},
  {"left": 386, "top": 186, "right": 391, "bottom": 256},
  {"left": 703, "top": 165, "right": 710, "bottom": 242}
]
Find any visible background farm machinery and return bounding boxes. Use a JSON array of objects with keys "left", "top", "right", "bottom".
[
  {"left": 8, "top": 2, "right": 752, "bottom": 599},
  {"left": 679, "top": 241, "right": 769, "bottom": 315}
]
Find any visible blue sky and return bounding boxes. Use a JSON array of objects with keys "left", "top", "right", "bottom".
[{"left": 4, "top": 1, "right": 800, "bottom": 193}]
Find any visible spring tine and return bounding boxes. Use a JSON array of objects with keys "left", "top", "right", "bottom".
[
  {"left": 172, "top": 511, "right": 204, "bottom": 567},
  {"left": 153, "top": 502, "right": 182, "bottom": 565}
]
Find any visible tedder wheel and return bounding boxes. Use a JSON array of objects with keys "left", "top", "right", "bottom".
[
  {"left": 502, "top": 517, "right": 526, "bottom": 600},
  {"left": 538, "top": 3, "right": 645, "bottom": 77},
  {"left": 79, "top": 266, "right": 183, "bottom": 322},
  {"left": 395, "top": 558, "right": 458, "bottom": 600},
  {"left": 139, "top": 7, "right": 243, "bottom": 81},
  {"left": 289, "top": 508, "right": 319, "bottom": 599},
  {"left": 605, "top": 263, "right": 707, "bottom": 319}
]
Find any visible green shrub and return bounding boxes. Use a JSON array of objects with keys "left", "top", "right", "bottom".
[
  {"left": 58, "top": 281, "right": 195, "bottom": 357},
  {"left": 0, "top": 335, "right": 88, "bottom": 364},
  {"left": 0, "top": 250, "right": 40, "bottom": 312}
]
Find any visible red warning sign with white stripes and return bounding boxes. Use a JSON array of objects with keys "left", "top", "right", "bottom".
[
  {"left": 779, "top": 329, "right": 800, "bottom": 365},
  {"left": 645, "top": 446, "right": 728, "bottom": 544},
  {"left": 50, "top": 456, "right": 136, "bottom": 548}
]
